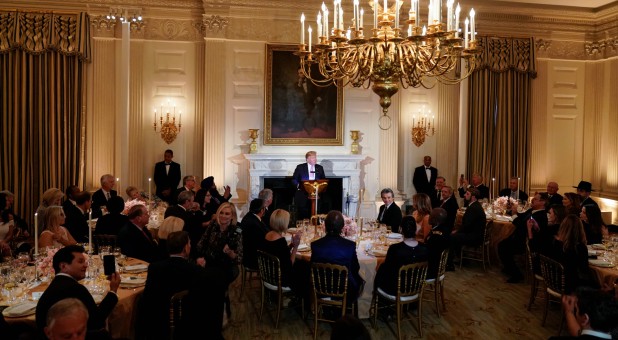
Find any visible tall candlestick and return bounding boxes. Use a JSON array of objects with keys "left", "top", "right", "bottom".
[
  {"left": 394, "top": 0, "right": 399, "bottom": 28},
  {"left": 333, "top": 0, "right": 338, "bottom": 32},
  {"left": 34, "top": 212, "right": 38, "bottom": 254},
  {"left": 116, "top": 178, "right": 120, "bottom": 197},
  {"left": 517, "top": 177, "right": 521, "bottom": 202},
  {"left": 301, "top": 13, "right": 305, "bottom": 44},
  {"left": 88, "top": 211, "right": 92, "bottom": 253},
  {"left": 315, "top": 185, "right": 319, "bottom": 214},
  {"left": 308, "top": 26, "right": 313, "bottom": 52},
  {"left": 148, "top": 177, "right": 152, "bottom": 201},
  {"left": 464, "top": 17, "right": 469, "bottom": 48},
  {"left": 374, "top": 0, "right": 378, "bottom": 29},
  {"left": 492, "top": 178, "right": 495, "bottom": 201},
  {"left": 455, "top": 4, "right": 460, "bottom": 37},
  {"left": 470, "top": 8, "right": 475, "bottom": 42},
  {"left": 447, "top": 0, "right": 453, "bottom": 31}
]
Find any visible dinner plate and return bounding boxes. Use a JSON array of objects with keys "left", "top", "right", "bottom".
[
  {"left": 587, "top": 249, "right": 601, "bottom": 256},
  {"left": 386, "top": 233, "right": 402, "bottom": 239},
  {"left": 120, "top": 276, "right": 147, "bottom": 286},
  {"left": 2, "top": 301, "right": 37, "bottom": 317},
  {"left": 297, "top": 244, "right": 310, "bottom": 252},
  {"left": 588, "top": 259, "right": 614, "bottom": 268},
  {"left": 288, "top": 228, "right": 298, "bottom": 234},
  {"left": 591, "top": 244, "right": 606, "bottom": 250},
  {"left": 123, "top": 264, "right": 148, "bottom": 273},
  {"left": 369, "top": 249, "right": 387, "bottom": 257}
]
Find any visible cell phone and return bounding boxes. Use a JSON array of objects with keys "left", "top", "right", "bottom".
[{"left": 103, "top": 255, "right": 116, "bottom": 276}]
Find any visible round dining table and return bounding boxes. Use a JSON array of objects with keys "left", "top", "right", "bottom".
[
  {"left": 454, "top": 210, "right": 516, "bottom": 263},
  {"left": 2, "top": 256, "right": 148, "bottom": 339}
]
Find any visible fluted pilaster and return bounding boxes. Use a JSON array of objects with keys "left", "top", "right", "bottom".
[
  {"left": 194, "top": 42, "right": 205, "bottom": 180},
  {"left": 380, "top": 95, "right": 400, "bottom": 192},
  {"left": 128, "top": 40, "right": 144, "bottom": 191},
  {"left": 529, "top": 59, "right": 548, "bottom": 192},
  {"left": 203, "top": 38, "right": 226, "bottom": 182},
  {"left": 436, "top": 81, "right": 460, "bottom": 186}
]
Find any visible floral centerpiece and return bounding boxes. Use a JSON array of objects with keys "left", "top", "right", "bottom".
[
  {"left": 342, "top": 215, "right": 359, "bottom": 237},
  {"left": 123, "top": 198, "right": 145, "bottom": 215},
  {"left": 493, "top": 196, "right": 517, "bottom": 215},
  {"left": 37, "top": 247, "right": 59, "bottom": 278}
]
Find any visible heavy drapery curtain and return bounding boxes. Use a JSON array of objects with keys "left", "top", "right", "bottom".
[
  {"left": 0, "top": 11, "right": 90, "bottom": 229},
  {"left": 466, "top": 36, "right": 536, "bottom": 196}
]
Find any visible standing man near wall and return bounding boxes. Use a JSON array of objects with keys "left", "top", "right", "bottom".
[
  {"left": 154, "top": 149, "right": 181, "bottom": 204},
  {"left": 413, "top": 156, "right": 438, "bottom": 196}
]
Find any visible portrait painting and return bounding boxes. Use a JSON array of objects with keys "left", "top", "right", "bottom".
[{"left": 264, "top": 44, "right": 343, "bottom": 145}]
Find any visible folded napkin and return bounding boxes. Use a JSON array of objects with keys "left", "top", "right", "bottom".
[
  {"left": 297, "top": 244, "right": 310, "bottom": 252},
  {"left": 124, "top": 264, "right": 148, "bottom": 272},
  {"left": 370, "top": 249, "right": 387, "bottom": 257},
  {"left": 588, "top": 259, "right": 614, "bottom": 268},
  {"left": 387, "top": 233, "right": 402, "bottom": 239},
  {"left": 121, "top": 276, "right": 147, "bottom": 285}
]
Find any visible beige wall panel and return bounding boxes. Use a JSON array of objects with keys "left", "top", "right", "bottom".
[
  {"left": 530, "top": 59, "right": 548, "bottom": 192},
  {"left": 232, "top": 82, "right": 262, "bottom": 98},
  {"left": 155, "top": 51, "right": 187, "bottom": 74}
]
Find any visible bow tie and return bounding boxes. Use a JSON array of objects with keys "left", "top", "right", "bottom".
[
  {"left": 425, "top": 167, "right": 430, "bottom": 170},
  {"left": 165, "top": 163, "right": 171, "bottom": 165}
]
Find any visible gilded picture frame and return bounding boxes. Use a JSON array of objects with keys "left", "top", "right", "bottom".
[{"left": 264, "top": 44, "right": 344, "bottom": 145}]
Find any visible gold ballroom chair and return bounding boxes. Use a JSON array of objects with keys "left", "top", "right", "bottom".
[
  {"left": 459, "top": 220, "right": 493, "bottom": 271},
  {"left": 371, "top": 262, "right": 428, "bottom": 339}
]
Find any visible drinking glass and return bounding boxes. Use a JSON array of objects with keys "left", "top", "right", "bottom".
[{"left": 99, "top": 246, "right": 111, "bottom": 256}]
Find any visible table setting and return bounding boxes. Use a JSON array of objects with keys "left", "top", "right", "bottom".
[{"left": 587, "top": 235, "right": 618, "bottom": 286}]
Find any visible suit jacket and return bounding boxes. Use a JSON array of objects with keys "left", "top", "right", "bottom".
[
  {"left": 412, "top": 165, "right": 438, "bottom": 196},
  {"left": 91, "top": 189, "right": 118, "bottom": 218},
  {"left": 172, "top": 186, "right": 194, "bottom": 205},
  {"left": 311, "top": 235, "right": 364, "bottom": 302},
  {"left": 458, "top": 184, "right": 490, "bottom": 206},
  {"left": 35, "top": 274, "right": 118, "bottom": 332},
  {"left": 94, "top": 213, "right": 129, "bottom": 236},
  {"left": 498, "top": 188, "right": 529, "bottom": 202},
  {"left": 458, "top": 200, "right": 486, "bottom": 245},
  {"left": 374, "top": 242, "right": 428, "bottom": 296},
  {"left": 139, "top": 256, "right": 226, "bottom": 340},
  {"left": 292, "top": 163, "right": 326, "bottom": 187},
  {"left": 63, "top": 204, "right": 89, "bottom": 243},
  {"left": 240, "top": 213, "right": 269, "bottom": 269},
  {"left": 581, "top": 196, "right": 599, "bottom": 207},
  {"left": 546, "top": 193, "right": 564, "bottom": 208},
  {"left": 439, "top": 196, "right": 459, "bottom": 232},
  {"left": 377, "top": 203, "right": 403, "bottom": 233},
  {"left": 153, "top": 161, "right": 181, "bottom": 202},
  {"left": 118, "top": 222, "right": 160, "bottom": 263},
  {"left": 430, "top": 188, "right": 444, "bottom": 208},
  {"left": 512, "top": 208, "right": 548, "bottom": 242}
]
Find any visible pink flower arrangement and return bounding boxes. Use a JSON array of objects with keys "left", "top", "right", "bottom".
[
  {"left": 123, "top": 199, "right": 145, "bottom": 215},
  {"left": 342, "top": 215, "right": 359, "bottom": 236},
  {"left": 493, "top": 196, "right": 517, "bottom": 214},
  {"left": 37, "top": 247, "right": 59, "bottom": 277}
]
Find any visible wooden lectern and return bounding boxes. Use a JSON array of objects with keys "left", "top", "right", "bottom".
[{"left": 301, "top": 179, "right": 329, "bottom": 216}]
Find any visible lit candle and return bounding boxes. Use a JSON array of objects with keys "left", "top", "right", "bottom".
[
  {"left": 394, "top": 0, "right": 399, "bottom": 28},
  {"left": 470, "top": 8, "right": 475, "bottom": 42},
  {"left": 333, "top": 1, "right": 338, "bottom": 32},
  {"left": 435, "top": 0, "right": 441, "bottom": 24},
  {"left": 383, "top": 0, "right": 387, "bottom": 15},
  {"left": 447, "top": 0, "right": 453, "bottom": 31},
  {"left": 517, "top": 177, "right": 521, "bottom": 202},
  {"left": 428, "top": 0, "right": 432, "bottom": 24},
  {"left": 324, "top": 8, "right": 329, "bottom": 37},
  {"left": 301, "top": 13, "right": 305, "bottom": 44},
  {"left": 153, "top": 109, "right": 157, "bottom": 125},
  {"left": 317, "top": 13, "right": 322, "bottom": 38},
  {"left": 148, "top": 177, "right": 152, "bottom": 201},
  {"left": 34, "top": 212, "right": 38, "bottom": 254},
  {"left": 455, "top": 4, "right": 460, "bottom": 37},
  {"left": 340, "top": 2, "right": 344, "bottom": 30},
  {"left": 116, "top": 178, "right": 120, "bottom": 197},
  {"left": 308, "top": 26, "right": 313, "bottom": 52},
  {"left": 374, "top": 0, "right": 378, "bottom": 29},
  {"left": 464, "top": 17, "right": 469, "bottom": 48},
  {"left": 360, "top": 8, "right": 364, "bottom": 30},
  {"left": 88, "top": 211, "right": 92, "bottom": 253},
  {"left": 492, "top": 178, "right": 495, "bottom": 201}
]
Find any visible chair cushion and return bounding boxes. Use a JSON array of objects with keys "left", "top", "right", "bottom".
[
  {"left": 547, "top": 287, "right": 562, "bottom": 298},
  {"left": 425, "top": 274, "right": 445, "bottom": 284},
  {"left": 377, "top": 287, "right": 419, "bottom": 302},
  {"left": 263, "top": 281, "right": 292, "bottom": 292}
]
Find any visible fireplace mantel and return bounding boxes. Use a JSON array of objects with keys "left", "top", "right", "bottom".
[{"left": 243, "top": 153, "right": 365, "bottom": 201}]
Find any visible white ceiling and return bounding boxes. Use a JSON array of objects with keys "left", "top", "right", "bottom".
[{"left": 489, "top": 0, "right": 616, "bottom": 8}]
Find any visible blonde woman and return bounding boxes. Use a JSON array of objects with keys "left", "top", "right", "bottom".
[
  {"left": 157, "top": 216, "right": 185, "bottom": 255},
  {"left": 39, "top": 206, "right": 77, "bottom": 250},
  {"left": 36, "top": 188, "right": 64, "bottom": 232}
]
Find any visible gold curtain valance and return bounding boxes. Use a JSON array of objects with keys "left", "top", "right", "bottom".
[
  {"left": 475, "top": 36, "right": 536, "bottom": 77},
  {"left": 0, "top": 11, "right": 91, "bottom": 61}
]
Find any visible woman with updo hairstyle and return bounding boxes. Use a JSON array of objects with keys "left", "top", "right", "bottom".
[
  {"left": 157, "top": 216, "right": 185, "bottom": 256},
  {"left": 39, "top": 206, "right": 77, "bottom": 250},
  {"left": 374, "top": 216, "right": 428, "bottom": 296}
]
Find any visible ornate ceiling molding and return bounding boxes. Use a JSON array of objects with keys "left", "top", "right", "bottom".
[
  {"left": 145, "top": 18, "right": 202, "bottom": 41},
  {"left": 585, "top": 36, "right": 618, "bottom": 57},
  {"left": 197, "top": 14, "right": 228, "bottom": 36}
]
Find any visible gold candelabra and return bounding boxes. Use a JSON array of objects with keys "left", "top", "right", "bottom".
[
  {"left": 248, "top": 129, "right": 259, "bottom": 153},
  {"left": 411, "top": 106, "right": 435, "bottom": 147},
  {"left": 297, "top": 0, "right": 480, "bottom": 129},
  {"left": 153, "top": 101, "right": 182, "bottom": 144}
]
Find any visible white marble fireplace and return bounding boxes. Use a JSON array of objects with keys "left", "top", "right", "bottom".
[{"left": 243, "top": 153, "right": 365, "bottom": 213}]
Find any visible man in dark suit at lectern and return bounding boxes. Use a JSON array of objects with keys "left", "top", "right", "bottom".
[
  {"left": 292, "top": 151, "right": 326, "bottom": 219},
  {"left": 154, "top": 149, "right": 181, "bottom": 204}
]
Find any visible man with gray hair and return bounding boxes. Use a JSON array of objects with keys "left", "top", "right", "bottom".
[
  {"left": 173, "top": 175, "right": 197, "bottom": 204},
  {"left": 43, "top": 298, "right": 89, "bottom": 340},
  {"left": 91, "top": 174, "right": 117, "bottom": 218},
  {"left": 258, "top": 188, "right": 274, "bottom": 227}
]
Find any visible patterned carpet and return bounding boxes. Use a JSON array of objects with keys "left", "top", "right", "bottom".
[{"left": 222, "top": 262, "right": 561, "bottom": 339}]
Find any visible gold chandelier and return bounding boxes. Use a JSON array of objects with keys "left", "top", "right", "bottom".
[
  {"left": 411, "top": 106, "right": 435, "bottom": 146},
  {"left": 297, "top": 0, "right": 481, "bottom": 129},
  {"left": 153, "top": 100, "right": 182, "bottom": 144}
]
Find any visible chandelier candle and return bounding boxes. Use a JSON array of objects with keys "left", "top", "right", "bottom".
[{"left": 301, "top": 13, "right": 305, "bottom": 45}]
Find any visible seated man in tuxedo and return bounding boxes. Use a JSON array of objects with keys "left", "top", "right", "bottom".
[
  {"left": 64, "top": 191, "right": 92, "bottom": 243},
  {"left": 545, "top": 181, "right": 563, "bottom": 209},
  {"left": 240, "top": 199, "right": 269, "bottom": 271},
  {"left": 292, "top": 151, "right": 326, "bottom": 219},
  {"left": 498, "top": 177, "right": 529, "bottom": 203},
  {"left": 377, "top": 188, "right": 402, "bottom": 233},
  {"left": 118, "top": 205, "right": 161, "bottom": 263},
  {"left": 91, "top": 174, "right": 117, "bottom": 218},
  {"left": 172, "top": 175, "right": 196, "bottom": 204},
  {"left": 258, "top": 188, "right": 274, "bottom": 228},
  {"left": 35, "top": 245, "right": 120, "bottom": 337},
  {"left": 139, "top": 231, "right": 226, "bottom": 340},
  {"left": 311, "top": 210, "right": 364, "bottom": 304},
  {"left": 437, "top": 186, "right": 459, "bottom": 234},
  {"left": 154, "top": 149, "right": 182, "bottom": 204},
  {"left": 499, "top": 192, "right": 548, "bottom": 283},
  {"left": 458, "top": 173, "right": 490, "bottom": 206},
  {"left": 448, "top": 187, "right": 486, "bottom": 270}
]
